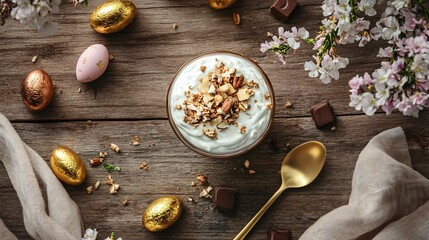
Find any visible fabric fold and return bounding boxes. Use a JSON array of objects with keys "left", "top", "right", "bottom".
[
  {"left": 300, "top": 127, "right": 429, "bottom": 240},
  {"left": 0, "top": 113, "right": 82, "bottom": 240}
]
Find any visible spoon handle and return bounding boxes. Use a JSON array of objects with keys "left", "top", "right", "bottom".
[{"left": 233, "top": 186, "right": 286, "bottom": 240}]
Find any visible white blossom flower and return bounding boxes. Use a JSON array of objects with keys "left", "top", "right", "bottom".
[
  {"left": 82, "top": 228, "right": 98, "bottom": 240},
  {"left": 358, "top": 0, "right": 377, "bottom": 16},
  {"left": 304, "top": 61, "right": 319, "bottom": 78},
  {"left": 361, "top": 92, "right": 378, "bottom": 115},
  {"left": 283, "top": 27, "right": 309, "bottom": 49}
]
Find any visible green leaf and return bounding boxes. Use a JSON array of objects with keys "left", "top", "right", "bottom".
[{"left": 103, "top": 163, "right": 121, "bottom": 172}]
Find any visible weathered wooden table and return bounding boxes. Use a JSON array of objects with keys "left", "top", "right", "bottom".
[{"left": 1, "top": 0, "right": 428, "bottom": 239}]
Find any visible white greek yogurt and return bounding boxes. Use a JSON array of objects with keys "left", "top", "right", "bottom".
[{"left": 168, "top": 52, "right": 274, "bottom": 157}]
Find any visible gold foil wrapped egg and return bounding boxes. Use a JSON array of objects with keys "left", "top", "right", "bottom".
[
  {"left": 208, "top": 0, "right": 236, "bottom": 10},
  {"left": 90, "top": 0, "right": 137, "bottom": 34},
  {"left": 21, "top": 69, "right": 54, "bottom": 111},
  {"left": 143, "top": 196, "right": 183, "bottom": 232},
  {"left": 50, "top": 146, "right": 86, "bottom": 186}
]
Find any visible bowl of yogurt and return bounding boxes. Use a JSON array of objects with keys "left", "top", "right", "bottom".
[{"left": 167, "top": 51, "right": 275, "bottom": 158}]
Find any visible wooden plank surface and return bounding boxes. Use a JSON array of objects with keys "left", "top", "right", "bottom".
[{"left": 0, "top": 0, "right": 428, "bottom": 239}]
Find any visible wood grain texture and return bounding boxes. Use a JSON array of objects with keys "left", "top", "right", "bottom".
[
  {"left": 1, "top": 0, "right": 428, "bottom": 239},
  {"left": 0, "top": 112, "right": 426, "bottom": 239}
]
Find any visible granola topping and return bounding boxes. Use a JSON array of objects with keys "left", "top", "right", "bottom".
[{"left": 169, "top": 54, "right": 273, "bottom": 155}]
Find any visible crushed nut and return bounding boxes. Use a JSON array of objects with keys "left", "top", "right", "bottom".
[
  {"left": 31, "top": 55, "right": 38, "bottom": 63},
  {"left": 78, "top": 88, "right": 81, "bottom": 93},
  {"left": 200, "top": 65, "right": 206, "bottom": 72},
  {"left": 244, "top": 160, "right": 250, "bottom": 169},
  {"left": 87, "top": 186, "right": 94, "bottom": 194},
  {"left": 203, "top": 128, "right": 217, "bottom": 139},
  {"left": 232, "top": 11, "right": 241, "bottom": 25},
  {"left": 191, "top": 181, "right": 196, "bottom": 187},
  {"left": 132, "top": 136, "right": 141, "bottom": 146},
  {"left": 196, "top": 174, "right": 208, "bottom": 186},
  {"left": 199, "top": 186, "right": 213, "bottom": 198},
  {"left": 110, "top": 143, "right": 120, "bottom": 153},
  {"left": 140, "top": 161, "right": 149, "bottom": 170},
  {"left": 109, "top": 184, "right": 120, "bottom": 195},
  {"left": 267, "top": 32, "right": 273, "bottom": 37},
  {"left": 106, "top": 174, "right": 114, "bottom": 185},
  {"left": 109, "top": 54, "right": 114, "bottom": 60},
  {"left": 286, "top": 142, "right": 291, "bottom": 149},
  {"left": 266, "top": 103, "right": 273, "bottom": 110},
  {"left": 122, "top": 198, "right": 129, "bottom": 206},
  {"left": 331, "top": 126, "right": 337, "bottom": 131},
  {"left": 173, "top": 22, "right": 178, "bottom": 29},
  {"left": 264, "top": 94, "right": 271, "bottom": 100},
  {"left": 240, "top": 125, "right": 247, "bottom": 134},
  {"left": 94, "top": 180, "right": 100, "bottom": 190},
  {"left": 249, "top": 169, "right": 256, "bottom": 175},
  {"left": 89, "top": 157, "right": 104, "bottom": 167},
  {"left": 188, "top": 196, "right": 196, "bottom": 202},
  {"left": 175, "top": 104, "right": 182, "bottom": 110},
  {"left": 99, "top": 151, "right": 108, "bottom": 158},
  {"left": 285, "top": 101, "right": 292, "bottom": 108}
]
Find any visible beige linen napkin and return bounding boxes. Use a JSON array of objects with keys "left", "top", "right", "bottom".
[
  {"left": 300, "top": 127, "right": 429, "bottom": 240},
  {"left": 0, "top": 113, "right": 83, "bottom": 240}
]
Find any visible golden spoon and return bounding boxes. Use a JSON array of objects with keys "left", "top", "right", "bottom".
[{"left": 234, "top": 141, "right": 326, "bottom": 240}]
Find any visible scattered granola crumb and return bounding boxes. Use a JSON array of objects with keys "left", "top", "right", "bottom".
[
  {"left": 175, "top": 104, "right": 182, "bottom": 110},
  {"left": 140, "top": 161, "right": 149, "bottom": 170},
  {"left": 89, "top": 157, "right": 103, "bottom": 167},
  {"left": 264, "top": 94, "right": 271, "bottom": 100},
  {"left": 240, "top": 125, "right": 247, "bottom": 134},
  {"left": 196, "top": 174, "right": 208, "bottom": 186},
  {"left": 285, "top": 101, "right": 292, "bottom": 108},
  {"left": 106, "top": 174, "right": 114, "bottom": 185},
  {"left": 249, "top": 169, "right": 256, "bottom": 175},
  {"left": 191, "top": 181, "right": 196, "bottom": 187},
  {"left": 109, "top": 53, "right": 114, "bottom": 60},
  {"left": 122, "top": 198, "right": 129, "bottom": 206},
  {"left": 78, "top": 88, "right": 81, "bottom": 93},
  {"left": 110, "top": 143, "right": 120, "bottom": 153},
  {"left": 86, "top": 186, "right": 93, "bottom": 194},
  {"left": 244, "top": 160, "right": 250, "bottom": 169},
  {"left": 94, "top": 180, "right": 100, "bottom": 190},
  {"left": 331, "top": 126, "right": 337, "bottom": 131},
  {"left": 109, "top": 184, "right": 120, "bottom": 195},
  {"left": 31, "top": 55, "right": 38, "bottom": 63},
  {"left": 232, "top": 11, "right": 241, "bottom": 25},
  {"left": 203, "top": 128, "right": 217, "bottom": 139},
  {"left": 200, "top": 65, "right": 206, "bottom": 72},
  {"left": 132, "top": 136, "right": 141, "bottom": 146},
  {"left": 173, "top": 22, "right": 178, "bottom": 30},
  {"left": 199, "top": 186, "right": 213, "bottom": 198},
  {"left": 99, "top": 151, "right": 108, "bottom": 158},
  {"left": 187, "top": 196, "right": 196, "bottom": 202},
  {"left": 286, "top": 142, "right": 291, "bottom": 148},
  {"left": 266, "top": 102, "right": 273, "bottom": 110},
  {"left": 267, "top": 32, "right": 273, "bottom": 37}
]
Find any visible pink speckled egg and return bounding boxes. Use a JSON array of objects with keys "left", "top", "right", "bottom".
[{"left": 76, "top": 44, "right": 109, "bottom": 83}]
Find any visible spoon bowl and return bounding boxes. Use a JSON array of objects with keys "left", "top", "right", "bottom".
[{"left": 234, "top": 141, "right": 326, "bottom": 240}]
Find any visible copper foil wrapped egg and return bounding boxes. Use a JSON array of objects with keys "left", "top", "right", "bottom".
[
  {"left": 50, "top": 146, "right": 86, "bottom": 186},
  {"left": 21, "top": 69, "right": 54, "bottom": 111},
  {"left": 143, "top": 196, "right": 183, "bottom": 232},
  {"left": 90, "top": 0, "right": 137, "bottom": 34},
  {"left": 208, "top": 0, "right": 236, "bottom": 9}
]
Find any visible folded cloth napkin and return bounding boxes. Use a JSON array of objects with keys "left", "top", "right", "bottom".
[
  {"left": 300, "top": 127, "right": 429, "bottom": 240},
  {"left": 0, "top": 113, "right": 83, "bottom": 240}
]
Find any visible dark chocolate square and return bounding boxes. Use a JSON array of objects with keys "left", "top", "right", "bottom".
[
  {"left": 267, "top": 228, "right": 291, "bottom": 240},
  {"left": 310, "top": 101, "right": 336, "bottom": 128},
  {"left": 214, "top": 187, "right": 237, "bottom": 211},
  {"left": 269, "top": 0, "right": 298, "bottom": 23}
]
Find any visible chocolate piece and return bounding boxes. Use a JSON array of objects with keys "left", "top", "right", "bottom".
[
  {"left": 214, "top": 187, "right": 237, "bottom": 211},
  {"left": 269, "top": 0, "right": 298, "bottom": 22},
  {"left": 310, "top": 101, "right": 336, "bottom": 129},
  {"left": 267, "top": 228, "right": 291, "bottom": 240}
]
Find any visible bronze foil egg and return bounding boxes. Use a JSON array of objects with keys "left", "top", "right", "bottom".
[
  {"left": 50, "top": 146, "right": 87, "bottom": 186},
  {"left": 90, "top": 0, "right": 137, "bottom": 34},
  {"left": 208, "top": 0, "right": 236, "bottom": 9},
  {"left": 142, "top": 196, "right": 183, "bottom": 232},
  {"left": 21, "top": 69, "right": 54, "bottom": 111}
]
